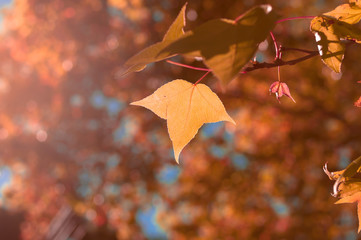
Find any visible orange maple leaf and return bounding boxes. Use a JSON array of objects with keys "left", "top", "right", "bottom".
[
  {"left": 336, "top": 192, "right": 361, "bottom": 232},
  {"left": 131, "top": 79, "right": 235, "bottom": 163}
]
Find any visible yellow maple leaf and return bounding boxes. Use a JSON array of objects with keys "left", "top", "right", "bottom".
[
  {"left": 131, "top": 79, "right": 235, "bottom": 163},
  {"left": 336, "top": 192, "right": 361, "bottom": 232}
]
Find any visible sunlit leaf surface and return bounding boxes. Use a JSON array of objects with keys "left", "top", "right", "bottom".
[
  {"left": 311, "top": 16, "right": 345, "bottom": 73},
  {"left": 131, "top": 79, "right": 235, "bottom": 163},
  {"left": 324, "top": 3, "right": 361, "bottom": 24}
]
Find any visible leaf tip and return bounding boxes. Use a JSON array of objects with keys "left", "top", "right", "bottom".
[
  {"left": 172, "top": 140, "right": 186, "bottom": 164},
  {"left": 121, "top": 64, "right": 147, "bottom": 77},
  {"left": 290, "top": 96, "right": 296, "bottom": 103},
  {"left": 229, "top": 117, "right": 236, "bottom": 125},
  {"left": 130, "top": 100, "right": 140, "bottom": 106},
  {"left": 174, "top": 150, "right": 181, "bottom": 164}
]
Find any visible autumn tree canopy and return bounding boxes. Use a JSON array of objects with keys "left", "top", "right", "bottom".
[{"left": 0, "top": 0, "right": 361, "bottom": 239}]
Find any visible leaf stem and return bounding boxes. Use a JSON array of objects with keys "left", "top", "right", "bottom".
[
  {"left": 234, "top": 13, "right": 243, "bottom": 22},
  {"left": 278, "top": 51, "right": 283, "bottom": 78},
  {"left": 166, "top": 60, "right": 210, "bottom": 72},
  {"left": 194, "top": 71, "right": 211, "bottom": 85},
  {"left": 270, "top": 31, "right": 280, "bottom": 59},
  {"left": 276, "top": 16, "right": 315, "bottom": 24},
  {"left": 277, "top": 65, "right": 281, "bottom": 82},
  {"left": 276, "top": 51, "right": 283, "bottom": 103}
]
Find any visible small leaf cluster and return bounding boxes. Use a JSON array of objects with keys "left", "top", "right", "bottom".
[
  {"left": 124, "top": 4, "right": 278, "bottom": 162},
  {"left": 124, "top": 4, "right": 278, "bottom": 85}
]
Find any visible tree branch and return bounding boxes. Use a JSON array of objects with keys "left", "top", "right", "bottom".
[
  {"left": 281, "top": 47, "right": 317, "bottom": 54},
  {"left": 243, "top": 51, "right": 319, "bottom": 73}
]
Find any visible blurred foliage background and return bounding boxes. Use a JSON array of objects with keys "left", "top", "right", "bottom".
[{"left": 0, "top": 0, "right": 361, "bottom": 239}]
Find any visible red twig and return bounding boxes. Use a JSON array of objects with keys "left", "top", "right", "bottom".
[
  {"left": 194, "top": 71, "right": 211, "bottom": 85},
  {"left": 276, "top": 16, "right": 315, "bottom": 24},
  {"left": 166, "top": 60, "right": 210, "bottom": 72},
  {"left": 270, "top": 31, "right": 279, "bottom": 59}
]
